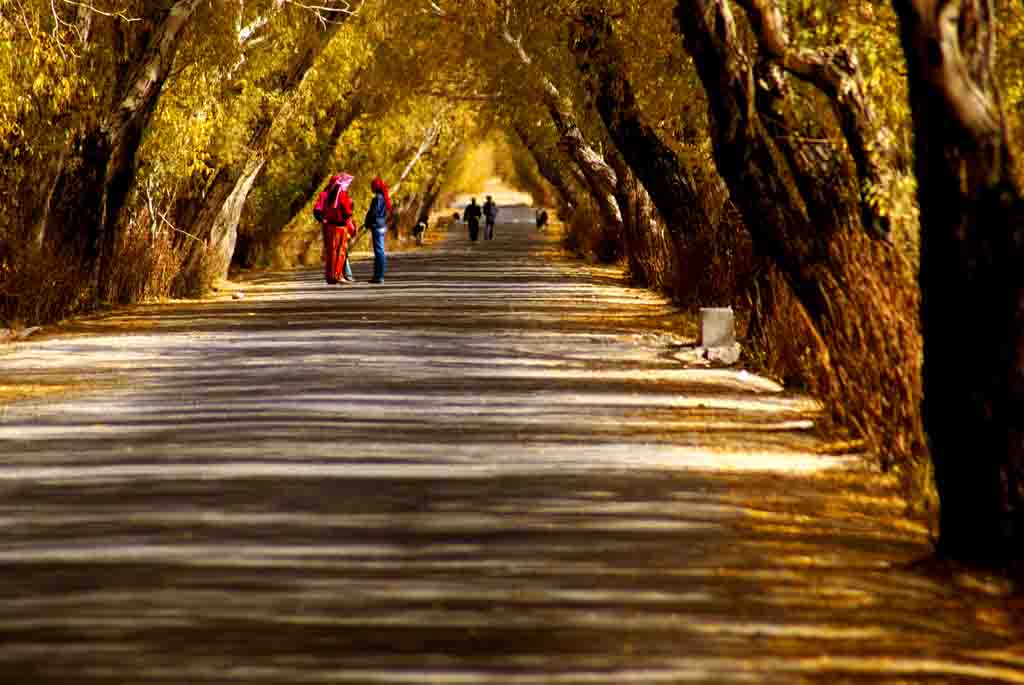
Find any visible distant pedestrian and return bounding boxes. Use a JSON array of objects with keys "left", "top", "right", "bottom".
[
  {"left": 363, "top": 176, "right": 392, "bottom": 284},
  {"left": 482, "top": 195, "right": 498, "bottom": 240},
  {"left": 535, "top": 208, "right": 549, "bottom": 232},
  {"left": 463, "top": 198, "right": 482, "bottom": 242},
  {"left": 313, "top": 172, "right": 356, "bottom": 285}
]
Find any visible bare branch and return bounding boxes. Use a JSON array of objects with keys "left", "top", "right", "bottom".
[
  {"left": 736, "top": 0, "right": 901, "bottom": 238},
  {"left": 392, "top": 112, "right": 447, "bottom": 195},
  {"left": 9, "top": 0, "right": 34, "bottom": 33},
  {"left": 49, "top": 0, "right": 69, "bottom": 58},
  {"left": 282, "top": 0, "right": 363, "bottom": 27},
  {"left": 45, "top": 1, "right": 137, "bottom": 55},
  {"left": 158, "top": 210, "right": 206, "bottom": 246},
  {"left": 59, "top": 0, "right": 139, "bottom": 22},
  {"left": 417, "top": 90, "right": 507, "bottom": 101}
]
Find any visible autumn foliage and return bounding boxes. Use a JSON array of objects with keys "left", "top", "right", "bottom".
[{"left": 3, "top": 0, "right": 1024, "bottom": 564}]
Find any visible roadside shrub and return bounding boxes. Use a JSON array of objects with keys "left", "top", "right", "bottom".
[
  {"left": 743, "top": 235, "right": 930, "bottom": 512},
  {"left": 672, "top": 202, "right": 753, "bottom": 310},
  {"left": 105, "top": 211, "right": 188, "bottom": 304},
  {"left": 0, "top": 239, "right": 91, "bottom": 329},
  {"left": 561, "top": 198, "right": 604, "bottom": 260}
]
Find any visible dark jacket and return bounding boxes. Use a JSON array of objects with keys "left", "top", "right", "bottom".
[
  {"left": 364, "top": 190, "right": 389, "bottom": 232},
  {"left": 483, "top": 200, "right": 498, "bottom": 222},
  {"left": 463, "top": 202, "right": 482, "bottom": 223}
]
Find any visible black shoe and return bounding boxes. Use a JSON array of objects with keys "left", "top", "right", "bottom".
[{"left": 369, "top": 278, "right": 383, "bottom": 284}]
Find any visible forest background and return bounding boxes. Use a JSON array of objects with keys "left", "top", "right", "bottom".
[{"left": 2, "top": 0, "right": 1024, "bottom": 572}]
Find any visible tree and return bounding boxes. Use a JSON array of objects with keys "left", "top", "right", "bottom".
[
  {"left": 893, "top": 0, "right": 1024, "bottom": 564},
  {"left": 178, "top": 3, "right": 360, "bottom": 294},
  {"left": 498, "top": 21, "right": 625, "bottom": 261},
  {"left": 40, "top": 0, "right": 204, "bottom": 301},
  {"left": 569, "top": 3, "right": 726, "bottom": 242},
  {"left": 607, "top": 146, "right": 678, "bottom": 291},
  {"left": 674, "top": 0, "right": 927, "bottom": 468},
  {"left": 510, "top": 117, "right": 585, "bottom": 215}
]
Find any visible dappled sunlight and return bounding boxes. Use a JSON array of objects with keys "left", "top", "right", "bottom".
[
  {"left": 452, "top": 178, "right": 536, "bottom": 210},
  {"left": 1, "top": 220, "right": 1021, "bottom": 683}
]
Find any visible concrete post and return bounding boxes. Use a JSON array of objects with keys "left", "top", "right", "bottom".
[{"left": 699, "top": 307, "right": 735, "bottom": 347}]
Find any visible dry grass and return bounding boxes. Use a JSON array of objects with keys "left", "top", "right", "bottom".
[
  {"left": 0, "top": 203, "right": 202, "bottom": 330},
  {"left": 107, "top": 219, "right": 188, "bottom": 304},
  {"left": 561, "top": 199, "right": 614, "bottom": 263},
  {"left": 170, "top": 238, "right": 222, "bottom": 299},
  {"left": 744, "top": 234, "right": 933, "bottom": 518},
  {"left": 561, "top": 192, "right": 933, "bottom": 517},
  {"left": 672, "top": 204, "right": 753, "bottom": 309},
  {"left": 0, "top": 239, "right": 92, "bottom": 329}
]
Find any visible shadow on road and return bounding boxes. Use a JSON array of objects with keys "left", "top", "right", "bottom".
[{"left": 1, "top": 219, "right": 1022, "bottom": 683}]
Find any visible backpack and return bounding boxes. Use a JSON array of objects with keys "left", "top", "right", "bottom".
[
  {"left": 313, "top": 181, "right": 350, "bottom": 225},
  {"left": 364, "top": 192, "right": 388, "bottom": 230}
]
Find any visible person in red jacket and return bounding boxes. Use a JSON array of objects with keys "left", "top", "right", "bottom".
[{"left": 314, "top": 173, "right": 357, "bottom": 284}]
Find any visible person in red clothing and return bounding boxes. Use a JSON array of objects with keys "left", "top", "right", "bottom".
[{"left": 314, "top": 173, "right": 357, "bottom": 284}]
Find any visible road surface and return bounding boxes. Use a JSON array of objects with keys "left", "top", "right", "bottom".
[{"left": 0, "top": 206, "right": 1022, "bottom": 683}]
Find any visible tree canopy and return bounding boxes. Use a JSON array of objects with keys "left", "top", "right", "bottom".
[{"left": 4, "top": 0, "right": 1024, "bottom": 567}]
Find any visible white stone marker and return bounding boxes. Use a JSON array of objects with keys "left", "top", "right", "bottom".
[{"left": 699, "top": 307, "right": 735, "bottom": 347}]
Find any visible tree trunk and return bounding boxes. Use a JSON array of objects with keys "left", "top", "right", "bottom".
[
  {"left": 43, "top": 0, "right": 203, "bottom": 301},
  {"left": 176, "top": 13, "right": 353, "bottom": 294},
  {"left": 417, "top": 170, "right": 447, "bottom": 226},
  {"left": 675, "top": 0, "right": 926, "bottom": 468},
  {"left": 389, "top": 117, "right": 450, "bottom": 239},
  {"left": 571, "top": 5, "right": 727, "bottom": 239},
  {"left": 209, "top": 156, "right": 267, "bottom": 281},
  {"left": 177, "top": 136, "right": 272, "bottom": 294},
  {"left": 559, "top": 134, "right": 624, "bottom": 261},
  {"left": 608, "top": 150, "right": 677, "bottom": 291},
  {"left": 391, "top": 193, "right": 422, "bottom": 239},
  {"left": 501, "top": 28, "right": 624, "bottom": 254},
  {"left": 411, "top": 137, "right": 467, "bottom": 229},
  {"left": 893, "top": 0, "right": 1024, "bottom": 564},
  {"left": 26, "top": 5, "right": 96, "bottom": 252},
  {"left": 736, "top": 0, "right": 898, "bottom": 238},
  {"left": 512, "top": 120, "right": 584, "bottom": 215},
  {"left": 240, "top": 64, "right": 372, "bottom": 268},
  {"left": 282, "top": 98, "right": 366, "bottom": 224},
  {"left": 391, "top": 114, "right": 445, "bottom": 196}
]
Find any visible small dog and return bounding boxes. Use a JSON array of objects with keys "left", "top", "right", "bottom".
[{"left": 413, "top": 220, "right": 427, "bottom": 245}]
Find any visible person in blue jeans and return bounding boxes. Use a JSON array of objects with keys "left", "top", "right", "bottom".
[
  {"left": 364, "top": 176, "right": 391, "bottom": 283},
  {"left": 482, "top": 195, "right": 498, "bottom": 240}
]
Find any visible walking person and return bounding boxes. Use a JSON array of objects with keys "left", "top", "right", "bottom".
[
  {"left": 313, "top": 173, "right": 356, "bottom": 285},
  {"left": 364, "top": 176, "right": 392, "bottom": 284},
  {"left": 482, "top": 195, "right": 498, "bottom": 240},
  {"left": 463, "top": 197, "right": 482, "bottom": 242}
]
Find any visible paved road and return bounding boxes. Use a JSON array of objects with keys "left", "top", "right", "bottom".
[{"left": 1, "top": 208, "right": 1022, "bottom": 684}]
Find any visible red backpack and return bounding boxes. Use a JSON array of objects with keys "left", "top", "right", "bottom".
[{"left": 313, "top": 180, "right": 351, "bottom": 225}]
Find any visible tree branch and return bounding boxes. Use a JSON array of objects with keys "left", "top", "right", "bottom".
[
  {"left": 736, "top": 0, "right": 899, "bottom": 238},
  {"left": 391, "top": 112, "right": 445, "bottom": 195},
  {"left": 283, "top": 0, "right": 363, "bottom": 27},
  {"left": 416, "top": 90, "right": 507, "bottom": 100}
]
